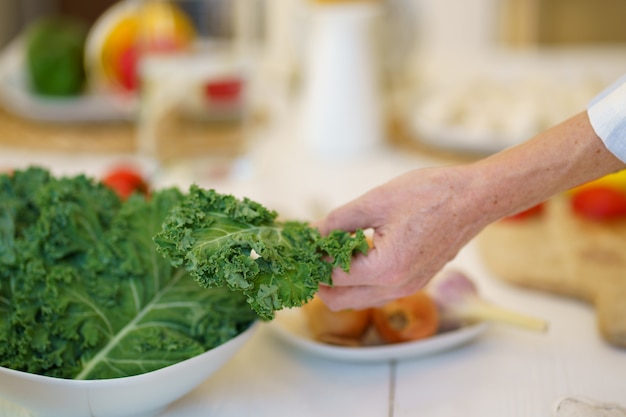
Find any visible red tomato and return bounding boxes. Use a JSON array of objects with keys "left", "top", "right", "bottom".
[
  {"left": 204, "top": 77, "right": 242, "bottom": 103},
  {"left": 372, "top": 291, "right": 439, "bottom": 344},
  {"left": 504, "top": 203, "right": 545, "bottom": 221},
  {"left": 116, "top": 44, "right": 140, "bottom": 92},
  {"left": 570, "top": 186, "right": 626, "bottom": 220},
  {"left": 102, "top": 166, "right": 149, "bottom": 200}
]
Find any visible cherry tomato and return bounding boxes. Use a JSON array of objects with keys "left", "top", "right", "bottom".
[
  {"left": 372, "top": 291, "right": 439, "bottom": 344},
  {"left": 504, "top": 203, "right": 545, "bottom": 221},
  {"left": 570, "top": 186, "right": 626, "bottom": 220},
  {"left": 102, "top": 166, "right": 149, "bottom": 200}
]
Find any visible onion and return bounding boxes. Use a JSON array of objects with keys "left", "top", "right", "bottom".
[{"left": 428, "top": 269, "right": 548, "bottom": 332}]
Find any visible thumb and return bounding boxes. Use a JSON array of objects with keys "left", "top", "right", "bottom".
[{"left": 315, "top": 196, "right": 377, "bottom": 236}]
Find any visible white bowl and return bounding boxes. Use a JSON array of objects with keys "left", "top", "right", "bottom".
[{"left": 0, "top": 322, "right": 258, "bottom": 417}]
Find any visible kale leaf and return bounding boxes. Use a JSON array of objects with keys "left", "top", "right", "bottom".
[
  {"left": 0, "top": 167, "right": 256, "bottom": 380},
  {"left": 154, "top": 185, "right": 369, "bottom": 320}
]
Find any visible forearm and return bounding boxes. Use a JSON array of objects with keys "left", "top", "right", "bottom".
[{"left": 457, "top": 111, "right": 625, "bottom": 226}]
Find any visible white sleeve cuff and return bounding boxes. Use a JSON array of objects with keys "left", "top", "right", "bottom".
[{"left": 587, "top": 74, "right": 626, "bottom": 163}]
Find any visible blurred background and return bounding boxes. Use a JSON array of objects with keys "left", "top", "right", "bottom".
[
  {"left": 2, "top": 0, "right": 626, "bottom": 195},
  {"left": 5, "top": 0, "right": 626, "bottom": 54},
  {"left": 5, "top": 0, "right": 626, "bottom": 48}
]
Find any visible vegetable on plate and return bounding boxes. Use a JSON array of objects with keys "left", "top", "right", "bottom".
[
  {"left": 427, "top": 269, "right": 548, "bottom": 332},
  {"left": 301, "top": 291, "right": 440, "bottom": 347},
  {"left": 302, "top": 296, "right": 372, "bottom": 346},
  {"left": 372, "top": 291, "right": 439, "bottom": 344},
  {"left": 301, "top": 269, "right": 548, "bottom": 348}
]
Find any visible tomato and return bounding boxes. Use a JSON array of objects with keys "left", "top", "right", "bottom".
[
  {"left": 102, "top": 166, "right": 149, "bottom": 200},
  {"left": 504, "top": 203, "right": 545, "bottom": 221},
  {"left": 116, "top": 44, "right": 140, "bottom": 92},
  {"left": 569, "top": 169, "right": 626, "bottom": 196},
  {"left": 570, "top": 186, "right": 626, "bottom": 220},
  {"left": 372, "top": 291, "right": 439, "bottom": 344},
  {"left": 204, "top": 77, "right": 242, "bottom": 103}
]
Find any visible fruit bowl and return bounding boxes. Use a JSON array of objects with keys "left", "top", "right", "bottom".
[{"left": 0, "top": 322, "right": 258, "bottom": 417}]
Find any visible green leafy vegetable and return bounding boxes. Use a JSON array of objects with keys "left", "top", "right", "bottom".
[
  {"left": 154, "top": 185, "right": 369, "bottom": 320},
  {"left": 0, "top": 167, "right": 256, "bottom": 380}
]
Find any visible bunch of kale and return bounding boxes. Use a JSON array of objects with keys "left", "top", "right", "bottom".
[
  {"left": 0, "top": 167, "right": 255, "bottom": 379},
  {"left": 0, "top": 167, "right": 367, "bottom": 379}
]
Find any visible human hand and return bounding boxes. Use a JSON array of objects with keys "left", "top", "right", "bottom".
[
  {"left": 315, "top": 166, "right": 489, "bottom": 311},
  {"left": 314, "top": 112, "right": 626, "bottom": 311}
]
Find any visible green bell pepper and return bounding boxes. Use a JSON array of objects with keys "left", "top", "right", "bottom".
[{"left": 25, "top": 16, "right": 88, "bottom": 97}]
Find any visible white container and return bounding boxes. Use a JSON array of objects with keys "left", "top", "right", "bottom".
[
  {"left": 0, "top": 323, "right": 258, "bottom": 417},
  {"left": 299, "top": 2, "right": 384, "bottom": 161},
  {"left": 137, "top": 48, "right": 246, "bottom": 159}
]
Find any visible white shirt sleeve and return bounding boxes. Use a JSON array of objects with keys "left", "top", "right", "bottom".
[{"left": 587, "top": 74, "right": 626, "bottom": 163}]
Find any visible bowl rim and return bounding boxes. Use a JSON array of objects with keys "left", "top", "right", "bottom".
[{"left": 0, "top": 320, "right": 259, "bottom": 386}]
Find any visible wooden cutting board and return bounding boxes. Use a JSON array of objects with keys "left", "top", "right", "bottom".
[{"left": 476, "top": 195, "right": 626, "bottom": 348}]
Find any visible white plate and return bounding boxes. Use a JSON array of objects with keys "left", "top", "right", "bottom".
[
  {"left": 0, "top": 37, "right": 136, "bottom": 122},
  {"left": 404, "top": 50, "right": 625, "bottom": 156},
  {"left": 269, "top": 308, "right": 488, "bottom": 363},
  {"left": 410, "top": 117, "right": 519, "bottom": 156}
]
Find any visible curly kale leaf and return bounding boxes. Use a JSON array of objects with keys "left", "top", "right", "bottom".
[
  {"left": 0, "top": 168, "right": 256, "bottom": 380},
  {"left": 154, "top": 185, "right": 369, "bottom": 320}
]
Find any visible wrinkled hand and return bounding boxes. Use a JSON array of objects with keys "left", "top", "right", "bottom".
[
  {"left": 315, "top": 166, "right": 489, "bottom": 311},
  {"left": 314, "top": 112, "right": 626, "bottom": 311}
]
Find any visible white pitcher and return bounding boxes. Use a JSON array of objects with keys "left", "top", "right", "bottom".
[{"left": 299, "top": 0, "right": 384, "bottom": 161}]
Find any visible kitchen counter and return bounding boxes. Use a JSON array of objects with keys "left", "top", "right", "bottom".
[{"left": 1, "top": 86, "right": 625, "bottom": 417}]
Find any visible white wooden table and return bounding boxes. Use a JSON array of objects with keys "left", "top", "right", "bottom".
[
  {"left": 156, "top": 238, "right": 626, "bottom": 417},
  {"left": 2, "top": 91, "right": 626, "bottom": 417}
]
